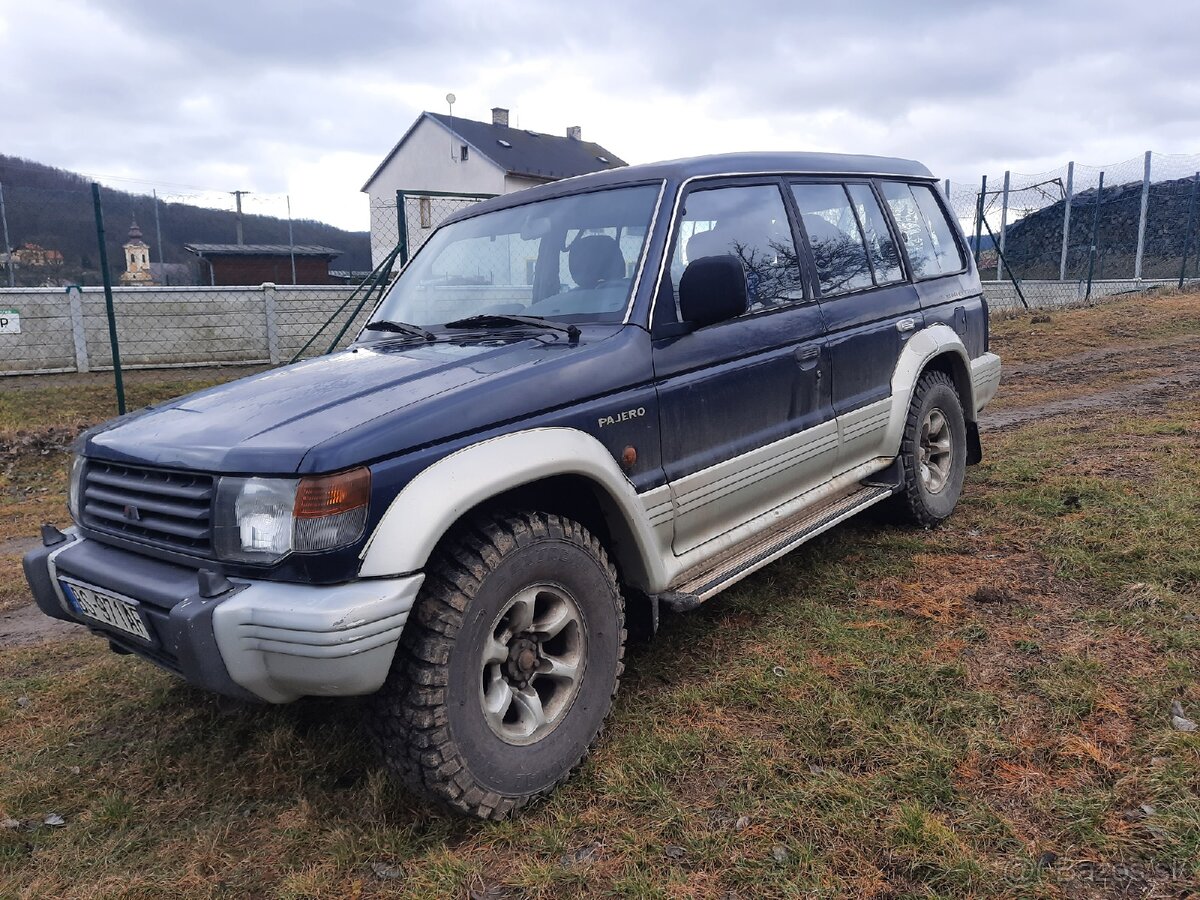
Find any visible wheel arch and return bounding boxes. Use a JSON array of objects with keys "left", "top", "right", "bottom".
[
  {"left": 358, "top": 428, "right": 665, "bottom": 590},
  {"left": 882, "top": 324, "right": 980, "bottom": 459}
]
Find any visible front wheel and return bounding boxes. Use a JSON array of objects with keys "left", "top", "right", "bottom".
[
  {"left": 894, "top": 370, "right": 968, "bottom": 527},
  {"left": 368, "top": 511, "right": 625, "bottom": 819}
]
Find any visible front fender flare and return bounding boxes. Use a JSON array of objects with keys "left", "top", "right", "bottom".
[{"left": 358, "top": 427, "right": 665, "bottom": 586}]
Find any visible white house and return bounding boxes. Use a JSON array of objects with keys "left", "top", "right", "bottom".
[{"left": 361, "top": 107, "right": 626, "bottom": 266}]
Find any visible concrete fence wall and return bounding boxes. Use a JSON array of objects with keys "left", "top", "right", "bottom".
[
  {"left": 0, "top": 284, "right": 365, "bottom": 376},
  {"left": 1, "top": 279, "right": 1192, "bottom": 377}
]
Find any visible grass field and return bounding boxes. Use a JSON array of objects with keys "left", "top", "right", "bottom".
[{"left": 1, "top": 292, "right": 1198, "bottom": 897}]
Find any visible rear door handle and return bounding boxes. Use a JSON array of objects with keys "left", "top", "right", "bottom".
[
  {"left": 897, "top": 317, "right": 917, "bottom": 334},
  {"left": 794, "top": 345, "right": 820, "bottom": 362}
]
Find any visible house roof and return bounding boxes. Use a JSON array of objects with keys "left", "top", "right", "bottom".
[
  {"left": 361, "top": 112, "right": 626, "bottom": 192},
  {"left": 183, "top": 244, "right": 341, "bottom": 258}
]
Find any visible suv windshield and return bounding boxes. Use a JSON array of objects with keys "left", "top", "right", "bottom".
[{"left": 367, "top": 184, "right": 661, "bottom": 330}]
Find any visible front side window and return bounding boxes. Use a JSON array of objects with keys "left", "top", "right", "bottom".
[
  {"left": 668, "top": 184, "right": 804, "bottom": 314},
  {"left": 369, "top": 184, "right": 660, "bottom": 327},
  {"left": 791, "top": 182, "right": 873, "bottom": 296},
  {"left": 879, "top": 182, "right": 965, "bottom": 278}
]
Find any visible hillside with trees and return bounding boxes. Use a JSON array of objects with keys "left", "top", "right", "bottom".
[{"left": 0, "top": 155, "right": 372, "bottom": 286}]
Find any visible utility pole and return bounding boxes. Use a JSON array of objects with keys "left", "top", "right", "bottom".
[
  {"left": 231, "top": 190, "right": 250, "bottom": 245},
  {"left": 286, "top": 195, "right": 297, "bottom": 285},
  {"left": 152, "top": 189, "right": 164, "bottom": 263},
  {"left": 0, "top": 180, "right": 14, "bottom": 287}
]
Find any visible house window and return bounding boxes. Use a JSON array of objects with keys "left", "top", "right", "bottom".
[
  {"left": 460, "top": 144, "right": 469, "bottom": 162},
  {"left": 419, "top": 197, "right": 432, "bottom": 229}
]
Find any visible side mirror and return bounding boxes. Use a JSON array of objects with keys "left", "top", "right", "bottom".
[{"left": 679, "top": 255, "right": 748, "bottom": 328}]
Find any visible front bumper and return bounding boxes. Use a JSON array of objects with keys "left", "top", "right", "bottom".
[{"left": 22, "top": 529, "right": 423, "bottom": 703}]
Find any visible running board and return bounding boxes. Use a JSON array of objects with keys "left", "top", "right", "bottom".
[{"left": 658, "top": 483, "right": 895, "bottom": 611}]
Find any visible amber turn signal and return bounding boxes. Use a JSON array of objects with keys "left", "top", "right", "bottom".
[{"left": 294, "top": 467, "right": 371, "bottom": 519}]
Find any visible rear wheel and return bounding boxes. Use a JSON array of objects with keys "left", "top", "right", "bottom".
[
  {"left": 894, "top": 370, "right": 968, "bottom": 527},
  {"left": 368, "top": 510, "right": 625, "bottom": 819}
]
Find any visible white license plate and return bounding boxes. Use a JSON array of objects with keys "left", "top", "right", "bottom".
[{"left": 60, "top": 578, "right": 152, "bottom": 642}]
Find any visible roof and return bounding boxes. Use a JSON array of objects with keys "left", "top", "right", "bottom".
[
  {"left": 183, "top": 244, "right": 341, "bottom": 258},
  {"left": 441, "top": 151, "right": 936, "bottom": 226},
  {"left": 361, "top": 112, "right": 626, "bottom": 191}
]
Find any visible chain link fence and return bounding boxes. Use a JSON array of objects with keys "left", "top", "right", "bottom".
[
  {"left": 945, "top": 151, "right": 1200, "bottom": 311},
  {"left": 0, "top": 166, "right": 495, "bottom": 412},
  {"left": 2, "top": 152, "right": 1197, "bottom": 410}
]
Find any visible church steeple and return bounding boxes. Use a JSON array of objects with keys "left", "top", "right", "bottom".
[{"left": 120, "top": 217, "right": 153, "bottom": 285}]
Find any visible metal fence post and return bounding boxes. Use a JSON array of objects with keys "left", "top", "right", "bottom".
[
  {"left": 91, "top": 183, "right": 126, "bottom": 415},
  {"left": 944, "top": 178, "right": 950, "bottom": 199},
  {"left": 0, "top": 181, "right": 13, "bottom": 288},
  {"left": 263, "top": 281, "right": 281, "bottom": 364},
  {"left": 997, "top": 170, "right": 1010, "bottom": 281},
  {"left": 396, "top": 190, "right": 409, "bottom": 266},
  {"left": 1059, "top": 161, "right": 1074, "bottom": 281},
  {"left": 1085, "top": 171, "right": 1104, "bottom": 302},
  {"left": 973, "top": 175, "right": 987, "bottom": 270},
  {"left": 66, "top": 284, "right": 89, "bottom": 373},
  {"left": 1134, "top": 150, "right": 1152, "bottom": 279},
  {"left": 1179, "top": 172, "right": 1199, "bottom": 290}
]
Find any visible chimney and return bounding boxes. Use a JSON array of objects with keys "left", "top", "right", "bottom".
[
  {"left": 566, "top": 125, "right": 582, "bottom": 141},
  {"left": 491, "top": 107, "right": 510, "bottom": 127}
]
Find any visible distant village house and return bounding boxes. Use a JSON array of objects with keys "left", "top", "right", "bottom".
[
  {"left": 361, "top": 106, "right": 626, "bottom": 266},
  {"left": 184, "top": 243, "right": 342, "bottom": 286}
]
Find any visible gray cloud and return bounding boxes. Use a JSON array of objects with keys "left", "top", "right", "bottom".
[{"left": 1, "top": 0, "right": 1196, "bottom": 228}]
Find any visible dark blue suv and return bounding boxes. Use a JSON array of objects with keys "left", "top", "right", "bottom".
[{"left": 24, "top": 152, "right": 1001, "bottom": 819}]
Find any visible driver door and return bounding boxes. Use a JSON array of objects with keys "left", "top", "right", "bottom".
[{"left": 652, "top": 180, "right": 835, "bottom": 556}]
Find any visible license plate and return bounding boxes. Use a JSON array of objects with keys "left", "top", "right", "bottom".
[{"left": 59, "top": 578, "right": 152, "bottom": 642}]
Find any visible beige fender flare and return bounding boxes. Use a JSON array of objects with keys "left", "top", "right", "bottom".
[{"left": 358, "top": 427, "right": 666, "bottom": 587}]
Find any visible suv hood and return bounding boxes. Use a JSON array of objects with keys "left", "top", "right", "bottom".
[{"left": 83, "top": 326, "right": 648, "bottom": 473}]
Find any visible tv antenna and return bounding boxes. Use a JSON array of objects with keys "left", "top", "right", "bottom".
[{"left": 446, "top": 92, "right": 457, "bottom": 162}]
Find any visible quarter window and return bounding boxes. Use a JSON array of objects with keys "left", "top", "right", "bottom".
[
  {"left": 846, "top": 184, "right": 904, "bottom": 284},
  {"left": 790, "top": 183, "right": 873, "bottom": 296},
  {"left": 879, "top": 182, "right": 965, "bottom": 278},
  {"left": 670, "top": 184, "right": 804, "bottom": 313}
]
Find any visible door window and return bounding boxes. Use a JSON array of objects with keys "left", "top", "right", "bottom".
[
  {"left": 879, "top": 182, "right": 965, "bottom": 278},
  {"left": 846, "top": 184, "right": 904, "bottom": 285},
  {"left": 790, "top": 183, "right": 874, "bottom": 296},
  {"left": 669, "top": 184, "right": 804, "bottom": 314}
]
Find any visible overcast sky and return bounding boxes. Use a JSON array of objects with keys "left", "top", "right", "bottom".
[{"left": 2, "top": 0, "right": 1197, "bottom": 230}]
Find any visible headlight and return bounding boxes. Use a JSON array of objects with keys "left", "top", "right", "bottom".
[
  {"left": 67, "top": 454, "right": 86, "bottom": 523},
  {"left": 213, "top": 467, "right": 371, "bottom": 563}
]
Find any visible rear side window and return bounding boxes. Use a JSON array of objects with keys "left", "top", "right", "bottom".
[
  {"left": 670, "top": 184, "right": 804, "bottom": 312},
  {"left": 879, "top": 182, "right": 965, "bottom": 278},
  {"left": 790, "top": 183, "right": 873, "bottom": 296},
  {"left": 846, "top": 184, "right": 904, "bottom": 285}
]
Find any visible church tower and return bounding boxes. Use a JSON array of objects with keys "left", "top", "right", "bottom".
[{"left": 120, "top": 219, "right": 154, "bottom": 285}]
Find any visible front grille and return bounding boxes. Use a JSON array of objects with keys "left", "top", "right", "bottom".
[{"left": 82, "top": 460, "right": 214, "bottom": 556}]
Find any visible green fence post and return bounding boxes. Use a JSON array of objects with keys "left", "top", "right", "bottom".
[
  {"left": 396, "top": 190, "right": 409, "bottom": 266},
  {"left": 91, "top": 183, "right": 126, "bottom": 415},
  {"left": 973, "top": 175, "right": 986, "bottom": 271}
]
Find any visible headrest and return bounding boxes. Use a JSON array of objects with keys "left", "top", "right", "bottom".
[{"left": 568, "top": 235, "right": 626, "bottom": 289}]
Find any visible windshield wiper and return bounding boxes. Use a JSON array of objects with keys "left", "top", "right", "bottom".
[
  {"left": 362, "top": 320, "right": 437, "bottom": 342},
  {"left": 443, "top": 314, "right": 580, "bottom": 344}
]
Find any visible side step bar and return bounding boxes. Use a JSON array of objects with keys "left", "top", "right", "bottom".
[{"left": 658, "top": 483, "right": 896, "bottom": 611}]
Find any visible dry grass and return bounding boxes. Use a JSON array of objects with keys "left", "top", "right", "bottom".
[{"left": 1, "top": 305, "right": 1198, "bottom": 897}]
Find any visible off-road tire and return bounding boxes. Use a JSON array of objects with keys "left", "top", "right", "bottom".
[
  {"left": 368, "top": 511, "right": 625, "bottom": 820},
  {"left": 895, "top": 370, "right": 968, "bottom": 528}
]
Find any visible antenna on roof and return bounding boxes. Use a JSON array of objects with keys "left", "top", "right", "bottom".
[{"left": 446, "top": 92, "right": 457, "bottom": 163}]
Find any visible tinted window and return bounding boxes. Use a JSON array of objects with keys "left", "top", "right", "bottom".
[
  {"left": 670, "top": 184, "right": 804, "bottom": 313},
  {"left": 791, "top": 183, "right": 873, "bottom": 296},
  {"left": 846, "top": 183, "right": 904, "bottom": 284},
  {"left": 879, "top": 182, "right": 965, "bottom": 278}
]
